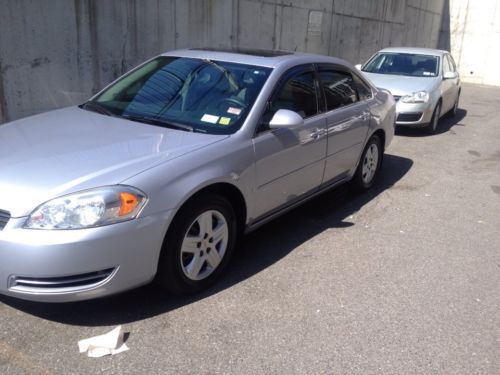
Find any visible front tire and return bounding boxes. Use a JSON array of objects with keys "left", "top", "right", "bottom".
[
  {"left": 351, "top": 134, "right": 382, "bottom": 191},
  {"left": 156, "top": 194, "right": 238, "bottom": 295},
  {"left": 426, "top": 101, "right": 441, "bottom": 134}
]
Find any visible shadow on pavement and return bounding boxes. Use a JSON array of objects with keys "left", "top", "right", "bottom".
[
  {"left": 396, "top": 108, "right": 467, "bottom": 137},
  {"left": 0, "top": 154, "right": 413, "bottom": 326}
]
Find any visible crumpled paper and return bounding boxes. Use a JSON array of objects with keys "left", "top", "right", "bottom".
[{"left": 78, "top": 326, "right": 129, "bottom": 358}]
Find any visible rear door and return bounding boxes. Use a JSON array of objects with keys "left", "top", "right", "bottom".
[
  {"left": 317, "top": 64, "right": 371, "bottom": 184},
  {"left": 252, "top": 65, "right": 327, "bottom": 220}
]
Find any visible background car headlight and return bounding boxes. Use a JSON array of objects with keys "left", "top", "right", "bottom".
[
  {"left": 24, "top": 186, "right": 147, "bottom": 230},
  {"left": 401, "top": 91, "right": 429, "bottom": 103}
]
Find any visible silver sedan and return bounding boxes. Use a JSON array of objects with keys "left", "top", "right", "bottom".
[
  {"left": 357, "top": 47, "right": 461, "bottom": 133},
  {"left": 0, "top": 49, "right": 395, "bottom": 302}
]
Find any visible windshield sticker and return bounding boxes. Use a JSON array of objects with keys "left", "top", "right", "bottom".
[
  {"left": 227, "top": 107, "right": 242, "bottom": 115},
  {"left": 201, "top": 114, "right": 220, "bottom": 124},
  {"left": 219, "top": 117, "right": 231, "bottom": 126},
  {"left": 423, "top": 71, "right": 433, "bottom": 76}
]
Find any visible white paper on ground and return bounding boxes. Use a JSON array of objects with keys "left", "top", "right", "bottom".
[{"left": 78, "top": 326, "right": 129, "bottom": 358}]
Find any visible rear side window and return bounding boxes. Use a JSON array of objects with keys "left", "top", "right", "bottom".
[
  {"left": 353, "top": 74, "right": 372, "bottom": 101},
  {"left": 269, "top": 71, "right": 318, "bottom": 118},
  {"left": 318, "top": 70, "right": 358, "bottom": 111}
]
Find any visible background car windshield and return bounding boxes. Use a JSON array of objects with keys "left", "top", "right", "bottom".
[
  {"left": 363, "top": 53, "right": 439, "bottom": 77},
  {"left": 91, "top": 56, "right": 271, "bottom": 134}
]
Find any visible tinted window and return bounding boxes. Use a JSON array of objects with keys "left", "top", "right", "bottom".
[
  {"left": 270, "top": 71, "right": 318, "bottom": 118},
  {"left": 353, "top": 74, "right": 372, "bottom": 101},
  {"left": 88, "top": 56, "right": 271, "bottom": 134},
  {"left": 363, "top": 53, "right": 439, "bottom": 77},
  {"left": 318, "top": 71, "right": 358, "bottom": 111}
]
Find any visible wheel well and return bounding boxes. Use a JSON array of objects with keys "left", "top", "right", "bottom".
[
  {"left": 372, "top": 129, "right": 386, "bottom": 151},
  {"left": 180, "top": 183, "right": 247, "bottom": 234}
]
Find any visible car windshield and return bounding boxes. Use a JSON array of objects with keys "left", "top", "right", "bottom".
[
  {"left": 84, "top": 56, "right": 272, "bottom": 134},
  {"left": 362, "top": 53, "right": 439, "bottom": 77}
]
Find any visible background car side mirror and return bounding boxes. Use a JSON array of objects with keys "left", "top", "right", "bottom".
[
  {"left": 443, "top": 71, "right": 458, "bottom": 80},
  {"left": 355, "top": 64, "right": 362, "bottom": 70},
  {"left": 269, "top": 109, "right": 304, "bottom": 129}
]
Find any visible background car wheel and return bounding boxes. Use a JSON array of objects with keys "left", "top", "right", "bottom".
[
  {"left": 156, "top": 194, "right": 238, "bottom": 295},
  {"left": 427, "top": 101, "right": 441, "bottom": 134},
  {"left": 351, "top": 134, "right": 382, "bottom": 192},
  {"left": 450, "top": 91, "right": 460, "bottom": 117}
]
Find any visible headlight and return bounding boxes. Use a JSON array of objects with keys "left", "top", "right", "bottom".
[
  {"left": 401, "top": 91, "right": 429, "bottom": 103},
  {"left": 24, "top": 186, "right": 147, "bottom": 230}
]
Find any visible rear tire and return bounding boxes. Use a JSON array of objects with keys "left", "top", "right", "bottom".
[
  {"left": 450, "top": 91, "right": 460, "bottom": 117},
  {"left": 351, "top": 134, "right": 382, "bottom": 192},
  {"left": 156, "top": 194, "right": 238, "bottom": 295}
]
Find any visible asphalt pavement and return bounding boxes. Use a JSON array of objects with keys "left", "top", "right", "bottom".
[{"left": 1, "top": 83, "right": 499, "bottom": 375}]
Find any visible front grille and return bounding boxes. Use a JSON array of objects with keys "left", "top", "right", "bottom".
[
  {"left": 397, "top": 112, "right": 423, "bottom": 122},
  {"left": 0, "top": 209, "right": 10, "bottom": 230},
  {"left": 9, "top": 268, "right": 116, "bottom": 292}
]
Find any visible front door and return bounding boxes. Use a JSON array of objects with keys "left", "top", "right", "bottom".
[
  {"left": 252, "top": 65, "right": 327, "bottom": 220},
  {"left": 441, "top": 54, "right": 460, "bottom": 112}
]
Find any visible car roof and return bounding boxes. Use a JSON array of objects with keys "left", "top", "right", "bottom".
[
  {"left": 161, "top": 48, "right": 351, "bottom": 68},
  {"left": 377, "top": 47, "right": 449, "bottom": 57}
]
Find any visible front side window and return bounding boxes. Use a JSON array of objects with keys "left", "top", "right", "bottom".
[
  {"left": 443, "top": 55, "right": 452, "bottom": 74},
  {"left": 318, "top": 70, "right": 358, "bottom": 111},
  {"left": 363, "top": 53, "right": 439, "bottom": 77},
  {"left": 269, "top": 71, "right": 318, "bottom": 119},
  {"left": 85, "top": 56, "right": 272, "bottom": 134},
  {"left": 445, "top": 54, "right": 456, "bottom": 73},
  {"left": 447, "top": 54, "right": 457, "bottom": 72}
]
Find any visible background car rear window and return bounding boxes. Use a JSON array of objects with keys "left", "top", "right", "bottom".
[
  {"left": 318, "top": 70, "right": 358, "bottom": 111},
  {"left": 270, "top": 72, "right": 318, "bottom": 119}
]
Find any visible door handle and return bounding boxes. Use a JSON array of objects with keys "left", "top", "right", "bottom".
[
  {"left": 358, "top": 111, "right": 370, "bottom": 121},
  {"left": 301, "top": 128, "right": 326, "bottom": 144},
  {"left": 309, "top": 128, "right": 326, "bottom": 139}
]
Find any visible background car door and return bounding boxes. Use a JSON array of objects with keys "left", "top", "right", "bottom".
[
  {"left": 252, "top": 65, "right": 327, "bottom": 220},
  {"left": 317, "top": 65, "right": 371, "bottom": 184},
  {"left": 441, "top": 54, "right": 460, "bottom": 112}
]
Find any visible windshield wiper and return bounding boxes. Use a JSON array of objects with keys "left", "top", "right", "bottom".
[
  {"left": 121, "top": 114, "right": 193, "bottom": 132},
  {"left": 80, "top": 101, "right": 115, "bottom": 117}
]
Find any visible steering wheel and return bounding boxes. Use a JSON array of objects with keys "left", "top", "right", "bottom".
[{"left": 216, "top": 97, "right": 247, "bottom": 112}]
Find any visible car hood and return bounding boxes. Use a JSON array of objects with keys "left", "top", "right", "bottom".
[
  {"left": 0, "top": 107, "right": 227, "bottom": 217},
  {"left": 362, "top": 72, "right": 439, "bottom": 96}
]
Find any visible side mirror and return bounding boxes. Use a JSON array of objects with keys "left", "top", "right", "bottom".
[
  {"left": 355, "top": 64, "right": 362, "bottom": 70},
  {"left": 443, "top": 71, "right": 458, "bottom": 80},
  {"left": 269, "top": 109, "right": 304, "bottom": 129}
]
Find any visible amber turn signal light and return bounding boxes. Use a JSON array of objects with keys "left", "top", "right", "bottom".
[{"left": 119, "top": 192, "right": 139, "bottom": 216}]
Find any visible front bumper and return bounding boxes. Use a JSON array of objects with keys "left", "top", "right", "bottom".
[
  {"left": 0, "top": 211, "right": 173, "bottom": 302},
  {"left": 394, "top": 100, "right": 434, "bottom": 127}
]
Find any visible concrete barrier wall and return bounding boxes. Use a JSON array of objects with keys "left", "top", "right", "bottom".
[
  {"left": 447, "top": 0, "right": 500, "bottom": 86},
  {"left": 0, "top": 0, "right": 445, "bottom": 123}
]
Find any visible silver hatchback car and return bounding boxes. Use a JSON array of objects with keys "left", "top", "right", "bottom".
[
  {"left": 0, "top": 49, "right": 395, "bottom": 302},
  {"left": 358, "top": 47, "right": 461, "bottom": 133}
]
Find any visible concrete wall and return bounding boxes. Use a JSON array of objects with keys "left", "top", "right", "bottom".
[
  {"left": 446, "top": 0, "right": 500, "bottom": 86},
  {"left": 0, "top": 0, "right": 445, "bottom": 124}
]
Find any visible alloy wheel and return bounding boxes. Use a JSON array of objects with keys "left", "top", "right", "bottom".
[
  {"left": 361, "top": 143, "right": 379, "bottom": 185},
  {"left": 180, "top": 210, "right": 229, "bottom": 281}
]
